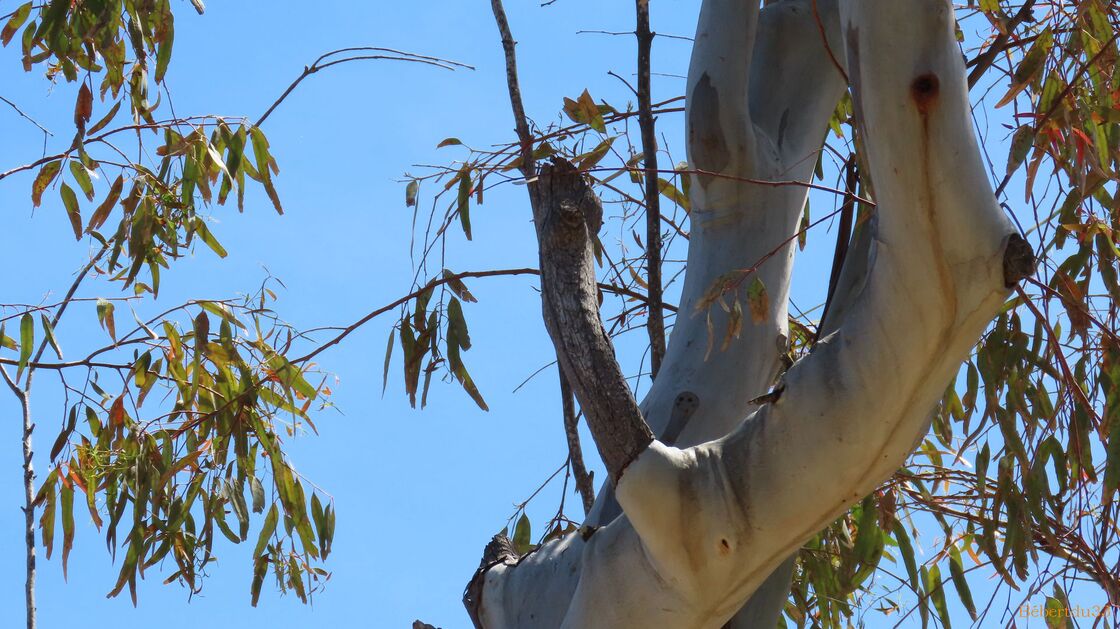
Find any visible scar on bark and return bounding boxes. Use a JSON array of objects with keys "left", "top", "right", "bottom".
[
  {"left": 910, "top": 72, "right": 940, "bottom": 113},
  {"left": 689, "top": 73, "right": 729, "bottom": 183},
  {"left": 1003, "top": 233, "right": 1036, "bottom": 288}
]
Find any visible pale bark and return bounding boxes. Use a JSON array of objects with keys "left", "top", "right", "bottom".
[{"left": 470, "top": 0, "right": 1029, "bottom": 626}]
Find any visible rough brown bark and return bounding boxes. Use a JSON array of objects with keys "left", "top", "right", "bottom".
[{"left": 530, "top": 158, "right": 654, "bottom": 484}]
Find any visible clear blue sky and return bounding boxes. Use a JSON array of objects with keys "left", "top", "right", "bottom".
[{"left": 0, "top": 1, "right": 1081, "bottom": 627}]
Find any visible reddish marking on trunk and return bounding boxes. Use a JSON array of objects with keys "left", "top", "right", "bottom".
[
  {"left": 912, "top": 70, "right": 957, "bottom": 325},
  {"left": 910, "top": 73, "right": 940, "bottom": 113}
]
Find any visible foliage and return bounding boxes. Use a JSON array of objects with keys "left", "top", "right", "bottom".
[
  {"left": 5, "top": 0, "right": 1120, "bottom": 626},
  {"left": 2, "top": 0, "right": 326, "bottom": 606}
]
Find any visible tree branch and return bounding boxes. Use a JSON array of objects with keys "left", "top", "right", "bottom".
[
  {"left": 256, "top": 47, "right": 472, "bottom": 127},
  {"left": 634, "top": 0, "right": 666, "bottom": 379},
  {"left": 530, "top": 159, "right": 652, "bottom": 483},
  {"left": 489, "top": 0, "right": 534, "bottom": 171},
  {"left": 967, "top": 0, "right": 1036, "bottom": 89}
]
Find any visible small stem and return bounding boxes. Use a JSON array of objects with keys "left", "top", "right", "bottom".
[
  {"left": 21, "top": 389, "right": 35, "bottom": 629},
  {"left": 559, "top": 366, "right": 595, "bottom": 515},
  {"left": 490, "top": 0, "right": 535, "bottom": 173},
  {"left": 2, "top": 365, "right": 34, "bottom": 629}
]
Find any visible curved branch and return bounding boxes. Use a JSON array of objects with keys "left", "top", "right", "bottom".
[{"left": 531, "top": 159, "right": 652, "bottom": 483}]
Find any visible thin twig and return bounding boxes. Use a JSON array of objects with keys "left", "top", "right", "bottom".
[
  {"left": 634, "top": 0, "right": 666, "bottom": 379},
  {"left": 256, "top": 47, "right": 472, "bottom": 127},
  {"left": 490, "top": 0, "right": 535, "bottom": 173},
  {"left": 559, "top": 366, "right": 595, "bottom": 515},
  {"left": 0, "top": 95, "right": 53, "bottom": 137}
]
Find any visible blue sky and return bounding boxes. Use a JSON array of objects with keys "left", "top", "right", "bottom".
[{"left": 0, "top": 1, "right": 1089, "bottom": 628}]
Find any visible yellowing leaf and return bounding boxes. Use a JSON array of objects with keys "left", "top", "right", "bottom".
[{"left": 746, "top": 277, "right": 769, "bottom": 324}]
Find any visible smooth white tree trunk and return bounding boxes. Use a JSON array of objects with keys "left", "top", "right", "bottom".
[{"left": 472, "top": 1, "right": 1023, "bottom": 626}]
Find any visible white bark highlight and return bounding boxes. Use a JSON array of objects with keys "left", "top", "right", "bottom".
[{"left": 472, "top": 1, "right": 1019, "bottom": 626}]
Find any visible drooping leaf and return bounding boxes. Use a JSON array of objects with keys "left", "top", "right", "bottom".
[
  {"left": 17, "top": 313, "right": 33, "bottom": 378},
  {"left": 59, "top": 182, "right": 82, "bottom": 240},
  {"left": 96, "top": 298, "right": 116, "bottom": 341},
  {"left": 31, "top": 160, "right": 62, "bottom": 207},
  {"left": 512, "top": 513, "right": 532, "bottom": 554},
  {"left": 746, "top": 277, "right": 769, "bottom": 324}
]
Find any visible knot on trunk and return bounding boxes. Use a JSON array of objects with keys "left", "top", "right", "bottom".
[
  {"left": 531, "top": 157, "right": 604, "bottom": 249},
  {"left": 1002, "top": 232, "right": 1036, "bottom": 288}
]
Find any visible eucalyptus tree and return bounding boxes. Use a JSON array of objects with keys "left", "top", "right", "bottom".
[
  {"left": 4, "top": 0, "right": 1120, "bottom": 628},
  {"left": 457, "top": 0, "right": 1120, "bottom": 627}
]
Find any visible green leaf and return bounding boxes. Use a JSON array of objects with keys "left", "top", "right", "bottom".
[
  {"left": 58, "top": 182, "right": 82, "bottom": 240},
  {"left": 575, "top": 135, "right": 615, "bottom": 171},
  {"left": 49, "top": 405, "right": 76, "bottom": 461},
  {"left": 925, "top": 565, "right": 951, "bottom": 629},
  {"left": 437, "top": 137, "right": 462, "bottom": 148},
  {"left": 87, "top": 174, "right": 123, "bottom": 233},
  {"left": 1104, "top": 410, "right": 1120, "bottom": 504},
  {"left": 61, "top": 482, "right": 75, "bottom": 580},
  {"left": 87, "top": 99, "right": 121, "bottom": 136},
  {"left": 0, "top": 2, "right": 31, "bottom": 46},
  {"left": 39, "top": 479, "right": 57, "bottom": 559},
  {"left": 657, "top": 177, "right": 690, "bottom": 210},
  {"left": 289, "top": 555, "right": 307, "bottom": 603},
  {"left": 1006, "top": 125, "right": 1035, "bottom": 176},
  {"left": 948, "top": 545, "right": 977, "bottom": 619},
  {"left": 254, "top": 504, "right": 278, "bottom": 558},
  {"left": 446, "top": 298, "right": 488, "bottom": 411},
  {"left": 250, "top": 554, "right": 269, "bottom": 607},
  {"left": 32, "top": 160, "right": 62, "bottom": 207},
  {"left": 69, "top": 160, "right": 94, "bottom": 200},
  {"left": 249, "top": 477, "right": 265, "bottom": 513},
  {"left": 17, "top": 313, "right": 33, "bottom": 378},
  {"left": 96, "top": 298, "right": 116, "bottom": 341},
  {"left": 457, "top": 167, "right": 473, "bottom": 240},
  {"left": 1045, "top": 584, "right": 1074, "bottom": 629},
  {"left": 976, "top": 442, "right": 990, "bottom": 494},
  {"left": 39, "top": 314, "right": 61, "bottom": 359},
  {"left": 226, "top": 480, "right": 249, "bottom": 541},
  {"left": 513, "top": 513, "right": 532, "bottom": 554},
  {"left": 107, "top": 526, "right": 143, "bottom": 603},
  {"left": 192, "top": 218, "right": 227, "bottom": 258},
  {"left": 0, "top": 323, "right": 15, "bottom": 351},
  {"left": 892, "top": 521, "right": 922, "bottom": 603},
  {"left": 154, "top": 13, "right": 174, "bottom": 83},
  {"left": 381, "top": 329, "right": 394, "bottom": 397},
  {"left": 995, "top": 28, "right": 1052, "bottom": 108}
]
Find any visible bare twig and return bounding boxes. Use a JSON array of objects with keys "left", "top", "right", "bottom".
[
  {"left": 634, "top": 0, "right": 666, "bottom": 379},
  {"left": 490, "top": 0, "right": 535, "bottom": 172},
  {"left": 256, "top": 47, "right": 473, "bottom": 127},
  {"left": 559, "top": 366, "right": 595, "bottom": 515},
  {"left": 0, "top": 95, "right": 52, "bottom": 138}
]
